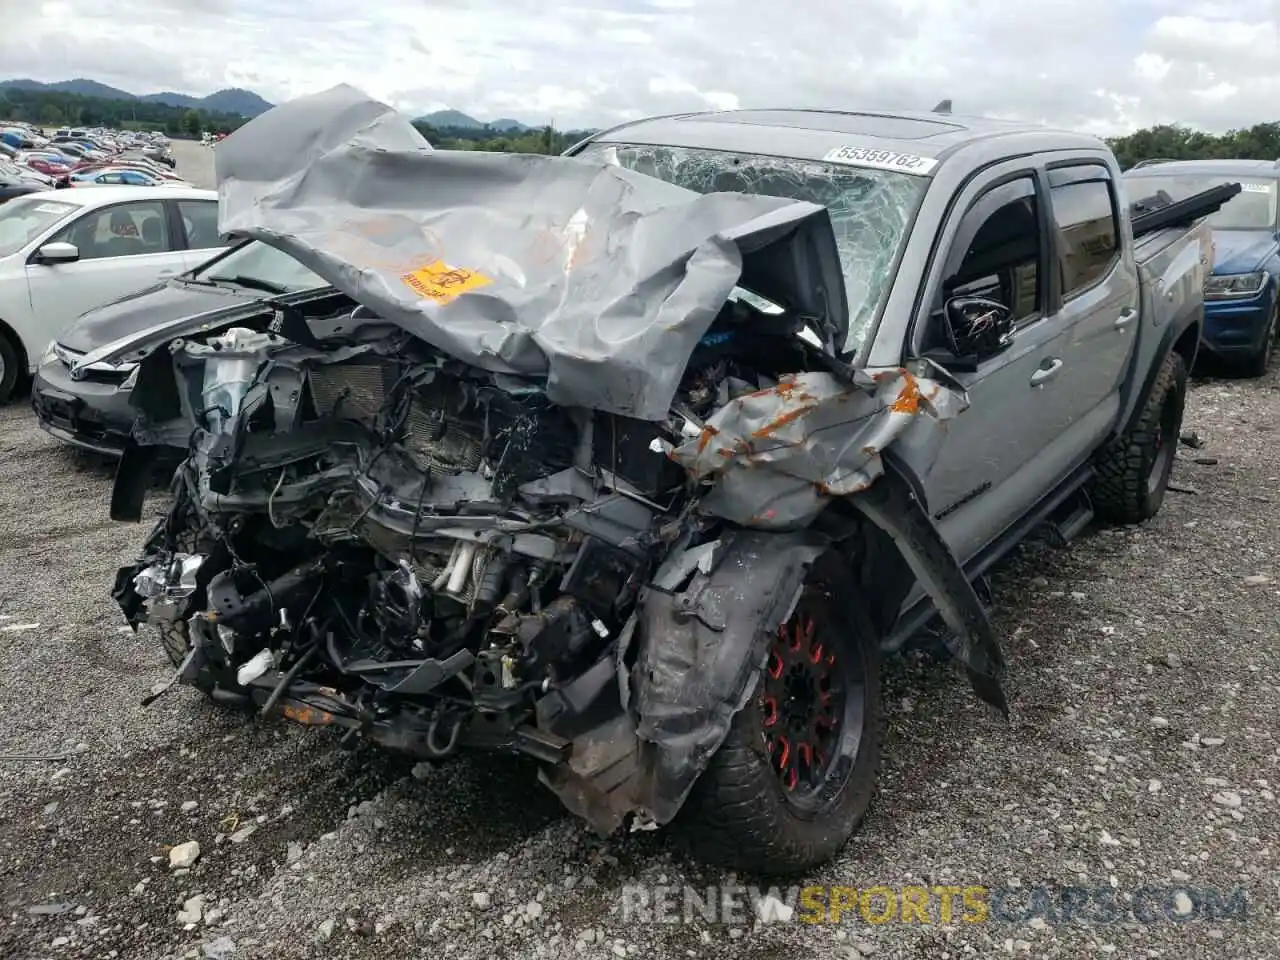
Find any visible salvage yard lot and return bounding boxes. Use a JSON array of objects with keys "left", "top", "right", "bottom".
[
  {"left": 3, "top": 370, "right": 1278, "bottom": 960},
  {"left": 1, "top": 141, "right": 1279, "bottom": 960}
]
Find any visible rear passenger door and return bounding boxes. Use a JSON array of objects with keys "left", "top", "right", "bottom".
[
  {"left": 1044, "top": 164, "right": 1140, "bottom": 449},
  {"left": 175, "top": 198, "right": 233, "bottom": 270}
]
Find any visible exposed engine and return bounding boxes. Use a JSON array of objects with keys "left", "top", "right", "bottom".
[{"left": 116, "top": 291, "right": 812, "bottom": 771}]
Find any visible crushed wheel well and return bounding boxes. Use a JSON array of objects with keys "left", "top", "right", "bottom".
[{"left": 814, "top": 497, "right": 916, "bottom": 640}]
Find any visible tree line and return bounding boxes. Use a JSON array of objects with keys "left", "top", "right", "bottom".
[
  {"left": 0, "top": 87, "right": 248, "bottom": 137},
  {"left": 410, "top": 122, "right": 591, "bottom": 155},
  {"left": 6, "top": 85, "right": 1280, "bottom": 167},
  {"left": 1106, "top": 123, "right": 1280, "bottom": 170}
]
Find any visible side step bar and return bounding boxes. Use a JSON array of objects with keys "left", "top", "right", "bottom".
[{"left": 882, "top": 463, "right": 1095, "bottom": 653}]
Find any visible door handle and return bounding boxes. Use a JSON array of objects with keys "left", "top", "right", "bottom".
[
  {"left": 1115, "top": 307, "right": 1138, "bottom": 330},
  {"left": 1029, "top": 358, "right": 1064, "bottom": 387}
]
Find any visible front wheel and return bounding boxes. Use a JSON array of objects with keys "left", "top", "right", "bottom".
[
  {"left": 677, "top": 551, "right": 883, "bottom": 875},
  {"left": 1091, "top": 350, "right": 1187, "bottom": 524},
  {"left": 0, "top": 332, "right": 19, "bottom": 404},
  {"left": 1237, "top": 302, "right": 1278, "bottom": 379}
]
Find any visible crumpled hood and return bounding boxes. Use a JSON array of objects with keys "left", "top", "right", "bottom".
[
  {"left": 58, "top": 280, "right": 258, "bottom": 354},
  {"left": 214, "top": 84, "right": 848, "bottom": 421},
  {"left": 1211, "top": 230, "right": 1279, "bottom": 276}
]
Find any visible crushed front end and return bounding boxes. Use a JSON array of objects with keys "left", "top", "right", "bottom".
[{"left": 113, "top": 283, "right": 872, "bottom": 824}]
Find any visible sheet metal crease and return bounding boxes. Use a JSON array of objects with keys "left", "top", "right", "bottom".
[{"left": 214, "top": 84, "right": 845, "bottom": 421}]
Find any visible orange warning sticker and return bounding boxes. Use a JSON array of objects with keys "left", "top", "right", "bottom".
[{"left": 400, "top": 260, "right": 492, "bottom": 305}]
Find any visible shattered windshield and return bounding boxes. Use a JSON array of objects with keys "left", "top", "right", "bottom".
[
  {"left": 1126, "top": 174, "right": 1279, "bottom": 230},
  {"left": 578, "top": 142, "right": 927, "bottom": 353}
]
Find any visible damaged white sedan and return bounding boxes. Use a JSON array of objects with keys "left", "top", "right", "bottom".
[{"left": 92, "top": 86, "right": 1230, "bottom": 874}]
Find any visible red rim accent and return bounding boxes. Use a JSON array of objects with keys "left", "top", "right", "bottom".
[
  {"left": 775, "top": 735, "right": 791, "bottom": 770},
  {"left": 762, "top": 696, "right": 778, "bottom": 727},
  {"left": 760, "top": 587, "right": 853, "bottom": 803}
]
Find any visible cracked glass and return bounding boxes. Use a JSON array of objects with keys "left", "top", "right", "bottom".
[{"left": 578, "top": 143, "right": 927, "bottom": 353}]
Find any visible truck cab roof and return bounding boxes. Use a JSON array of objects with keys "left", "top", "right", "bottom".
[{"left": 578, "top": 108, "right": 1108, "bottom": 173}]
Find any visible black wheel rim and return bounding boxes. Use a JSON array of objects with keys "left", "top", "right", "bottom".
[{"left": 759, "top": 583, "right": 865, "bottom": 812}]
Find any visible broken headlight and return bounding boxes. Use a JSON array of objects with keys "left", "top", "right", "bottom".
[{"left": 133, "top": 554, "right": 204, "bottom": 601}]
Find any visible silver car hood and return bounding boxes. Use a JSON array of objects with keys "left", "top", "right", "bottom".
[{"left": 211, "top": 83, "right": 848, "bottom": 420}]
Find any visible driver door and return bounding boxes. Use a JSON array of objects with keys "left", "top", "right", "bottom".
[{"left": 910, "top": 167, "right": 1076, "bottom": 565}]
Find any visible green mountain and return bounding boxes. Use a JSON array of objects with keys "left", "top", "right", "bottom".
[{"left": 0, "top": 77, "right": 275, "bottom": 117}]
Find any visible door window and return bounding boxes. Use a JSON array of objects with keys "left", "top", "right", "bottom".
[
  {"left": 52, "top": 200, "right": 171, "bottom": 260},
  {"left": 178, "top": 199, "right": 231, "bottom": 249},
  {"left": 924, "top": 176, "right": 1043, "bottom": 350},
  {"left": 1049, "top": 171, "right": 1119, "bottom": 299}
]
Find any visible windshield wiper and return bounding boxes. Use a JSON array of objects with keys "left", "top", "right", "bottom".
[{"left": 206, "top": 274, "right": 289, "bottom": 295}]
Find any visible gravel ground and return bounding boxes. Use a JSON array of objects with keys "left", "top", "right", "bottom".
[{"left": 2, "top": 141, "right": 1279, "bottom": 959}]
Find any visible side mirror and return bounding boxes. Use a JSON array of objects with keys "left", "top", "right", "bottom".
[
  {"left": 35, "top": 241, "right": 80, "bottom": 264},
  {"left": 943, "top": 295, "right": 1015, "bottom": 361}
]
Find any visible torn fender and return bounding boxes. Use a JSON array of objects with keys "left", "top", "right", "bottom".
[
  {"left": 627, "top": 529, "right": 826, "bottom": 825},
  {"left": 669, "top": 365, "right": 968, "bottom": 529},
  {"left": 850, "top": 467, "right": 1008, "bottom": 715}
]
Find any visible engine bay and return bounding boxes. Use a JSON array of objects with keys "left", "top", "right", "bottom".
[{"left": 116, "top": 288, "right": 819, "bottom": 770}]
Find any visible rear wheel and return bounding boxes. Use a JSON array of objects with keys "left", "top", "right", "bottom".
[
  {"left": 678, "top": 552, "right": 882, "bottom": 875},
  {"left": 1091, "top": 351, "right": 1187, "bottom": 524}
]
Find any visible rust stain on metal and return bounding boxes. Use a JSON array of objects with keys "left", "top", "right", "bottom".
[
  {"left": 889, "top": 373, "right": 922, "bottom": 415},
  {"left": 281, "top": 704, "right": 336, "bottom": 726},
  {"left": 773, "top": 380, "right": 798, "bottom": 399},
  {"left": 749, "top": 403, "right": 820, "bottom": 439}
]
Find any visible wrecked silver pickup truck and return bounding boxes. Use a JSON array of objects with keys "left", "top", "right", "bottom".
[{"left": 96, "top": 86, "right": 1233, "bottom": 874}]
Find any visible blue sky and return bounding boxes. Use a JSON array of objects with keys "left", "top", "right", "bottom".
[{"left": 2, "top": 0, "right": 1276, "bottom": 135}]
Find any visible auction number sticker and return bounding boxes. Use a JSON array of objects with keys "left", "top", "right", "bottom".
[
  {"left": 1241, "top": 182, "right": 1273, "bottom": 193},
  {"left": 822, "top": 146, "right": 939, "bottom": 176},
  {"left": 401, "top": 260, "right": 492, "bottom": 305}
]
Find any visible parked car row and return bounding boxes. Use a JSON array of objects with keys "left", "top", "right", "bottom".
[{"left": 0, "top": 121, "right": 182, "bottom": 197}]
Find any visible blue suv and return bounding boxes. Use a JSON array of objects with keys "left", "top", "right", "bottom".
[{"left": 1124, "top": 159, "right": 1279, "bottom": 376}]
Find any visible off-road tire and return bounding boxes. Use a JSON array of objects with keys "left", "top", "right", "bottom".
[
  {"left": 0, "top": 332, "right": 19, "bottom": 404},
  {"left": 1237, "top": 302, "right": 1277, "bottom": 379},
  {"left": 676, "top": 552, "right": 883, "bottom": 876},
  {"left": 148, "top": 522, "right": 222, "bottom": 698},
  {"left": 158, "top": 621, "right": 193, "bottom": 671},
  {"left": 1091, "top": 350, "right": 1187, "bottom": 525}
]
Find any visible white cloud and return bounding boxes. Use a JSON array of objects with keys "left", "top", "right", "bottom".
[{"left": 1, "top": 0, "right": 1277, "bottom": 136}]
